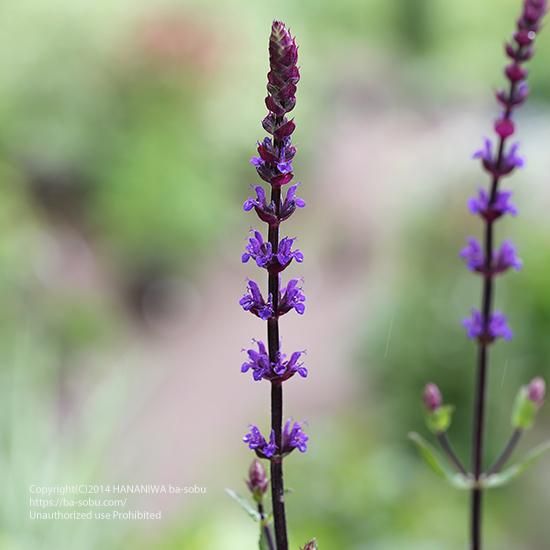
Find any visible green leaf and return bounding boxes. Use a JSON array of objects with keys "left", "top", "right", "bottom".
[
  {"left": 408, "top": 432, "right": 472, "bottom": 490},
  {"left": 225, "top": 489, "right": 261, "bottom": 522},
  {"left": 484, "top": 440, "right": 550, "bottom": 488}
]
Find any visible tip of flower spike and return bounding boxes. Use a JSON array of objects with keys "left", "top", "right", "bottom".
[
  {"left": 270, "top": 20, "right": 295, "bottom": 50},
  {"left": 271, "top": 20, "right": 291, "bottom": 36}
]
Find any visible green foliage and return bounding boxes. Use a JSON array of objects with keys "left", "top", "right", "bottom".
[
  {"left": 225, "top": 489, "right": 261, "bottom": 523},
  {"left": 408, "top": 432, "right": 470, "bottom": 489},
  {"left": 484, "top": 441, "right": 550, "bottom": 489}
]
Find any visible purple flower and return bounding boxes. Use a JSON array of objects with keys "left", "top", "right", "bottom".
[
  {"left": 241, "top": 340, "right": 307, "bottom": 381},
  {"left": 241, "top": 340, "right": 271, "bottom": 380},
  {"left": 463, "top": 309, "right": 513, "bottom": 342},
  {"left": 502, "top": 142, "right": 525, "bottom": 173},
  {"left": 494, "top": 240, "right": 523, "bottom": 273},
  {"left": 242, "top": 230, "right": 273, "bottom": 268},
  {"left": 497, "top": 81, "right": 529, "bottom": 107},
  {"left": 460, "top": 238, "right": 522, "bottom": 274},
  {"left": 252, "top": 138, "right": 295, "bottom": 173},
  {"left": 281, "top": 420, "right": 309, "bottom": 454},
  {"left": 473, "top": 137, "right": 493, "bottom": 164},
  {"left": 280, "top": 184, "right": 306, "bottom": 221},
  {"left": 468, "top": 188, "right": 518, "bottom": 220},
  {"left": 239, "top": 280, "right": 274, "bottom": 320},
  {"left": 243, "top": 425, "right": 277, "bottom": 458},
  {"left": 242, "top": 231, "right": 303, "bottom": 270},
  {"left": 423, "top": 383, "right": 443, "bottom": 411},
  {"left": 279, "top": 278, "right": 306, "bottom": 315},
  {"left": 243, "top": 420, "right": 308, "bottom": 458},
  {"left": 251, "top": 137, "right": 296, "bottom": 187},
  {"left": 243, "top": 183, "right": 305, "bottom": 225},
  {"left": 460, "top": 238, "right": 484, "bottom": 272},
  {"left": 473, "top": 139, "right": 524, "bottom": 177},
  {"left": 273, "top": 349, "right": 308, "bottom": 379},
  {"left": 277, "top": 237, "right": 304, "bottom": 266},
  {"left": 244, "top": 185, "right": 270, "bottom": 212}
]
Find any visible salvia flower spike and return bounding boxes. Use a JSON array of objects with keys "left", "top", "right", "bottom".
[
  {"left": 418, "top": 2, "right": 547, "bottom": 549},
  {"left": 238, "top": 21, "right": 308, "bottom": 550}
]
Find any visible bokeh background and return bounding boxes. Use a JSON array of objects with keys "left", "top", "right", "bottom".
[{"left": 2, "top": 0, "right": 550, "bottom": 548}]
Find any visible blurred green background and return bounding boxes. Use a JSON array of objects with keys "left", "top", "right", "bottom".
[{"left": 1, "top": 0, "right": 550, "bottom": 548}]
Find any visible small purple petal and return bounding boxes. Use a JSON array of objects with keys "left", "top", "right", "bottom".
[
  {"left": 494, "top": 240, "right": 523, "bottom": 273},
  {"left": 460, "top": 238, "right": 484, "bottom": 272},
  {"left": 282, "top": 420, "right": 309, "bottom": 454}
]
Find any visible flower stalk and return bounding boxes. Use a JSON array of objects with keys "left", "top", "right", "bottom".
[
  {"left": 417, "top": 3, "right": 547, "bottom": 549},
  {"left": 240, "top": 21, "right": 307, "bottom": 550},
  {"left": 468, "top": 3, "right": 546, "bottom": 547}
]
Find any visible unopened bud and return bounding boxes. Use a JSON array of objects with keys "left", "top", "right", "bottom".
[
  {"left": 423, "top": 383, "right": 453, "bottom": 434},
  {"left": 246, "top": 459, "right": 268, "bottom": 502},
  {"left": 495, "top": 118, "right": 515, "bottom": 138},
  {"left": 423, "top": 383, "right": 442, "bottom": 411},
  {"left": 527, "top": 377, "right": 546, "bottom": 405},
  {"left": 512, "top": 377, "right": 546, "bottom": 430},
  {"left": 300, "top": 540, "right": 318, "bottom": 550}
]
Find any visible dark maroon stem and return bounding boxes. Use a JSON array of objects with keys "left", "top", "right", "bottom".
[
  {"left": 487, "top": 428, "right": 523, "bottom": 476},
  {"left": 258, "top": 502, "right": 276, "bottom": 550},
  {"left": 436, "top": 433, "right": 468, "bottom": 475},
  {"left": 267, "top": 183, "right": 288, "bottom": 550},
  {"left": 470, "top": 76, "right": 517, "bottom": 550}
]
